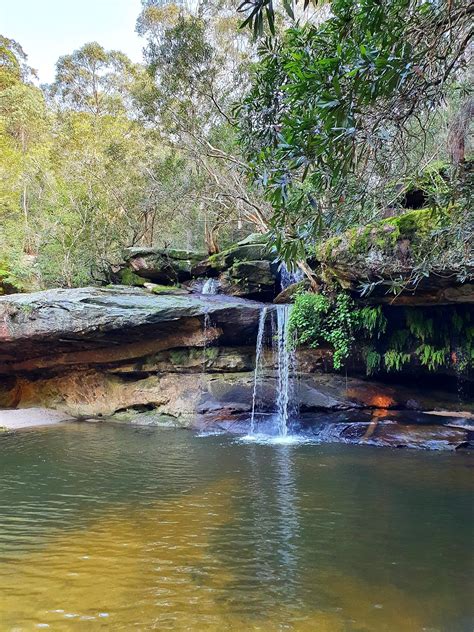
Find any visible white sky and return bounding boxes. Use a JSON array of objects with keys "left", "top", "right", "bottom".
[{"left": 1, "top": 0, "right": 144, "bottom": 84}]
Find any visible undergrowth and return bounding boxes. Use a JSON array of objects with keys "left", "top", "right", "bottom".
[{"left": 289, "top": 290, "right": 474, "bottom": 375}]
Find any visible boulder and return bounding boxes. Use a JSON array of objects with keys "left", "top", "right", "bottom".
[
  {"left": 124, "top": 247, "right": 207, "bottom": 283},
  {"left": 205, "top": 233, "right": 272, "bottom": 273},
  {"left": 121, "top": 234, "right": 279, "bottom": 301},
  {"left": 317, "top": 208, "right": 474, "bottom": 304},
  {"left": 219, "top": 260, "right": 278, "bottom": 300}
]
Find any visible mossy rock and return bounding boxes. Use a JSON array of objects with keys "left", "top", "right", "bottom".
[
  {"left": 317, "top": 208, "right": 449, "bottom": 265},
  {"left": 207, "top": 233, "right": 272, "bottom": 271},
  {"left": 120, "top": 268, "right": 146, "bottom": 287},
  {"left": 150, "top": 284, "right": 188, "bottom": 296},
  {"left": 124, "top": 247, "right": 206, "bottom": 283},
  {"left": 313, "top": 205, "right": 474, "bottom": 302}
]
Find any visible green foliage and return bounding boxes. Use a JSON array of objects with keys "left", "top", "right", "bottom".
[
  {"left": 51, "top": 42, "right": 140, "bottom": 116},
  {"left": 383, "top": 350, "right": 411, "bottom": 373},
  {"left": 416, "top": 344, "right": 448, "bottom": 372},
  {"left": 290, "top": 290, "right": 386, "bottom": 370},
  {"left": 406, "top": 309, "right": 434, "bottom": 342},
  {"left": 291, "top": 290, "right": 474, "bottom": 375},
  {"left": 365, "top": 349, "right": 382, "bottom": 376},
  {"left": 356, "top": 306, "right": 387, "bottom": 339},
  {"left": 237, "top": 1, "right": 472, "bottom": 266}
]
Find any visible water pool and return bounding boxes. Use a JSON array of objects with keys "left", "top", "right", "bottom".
[{"left": 0, "top": 423, "right": 472, "bottom": 630}]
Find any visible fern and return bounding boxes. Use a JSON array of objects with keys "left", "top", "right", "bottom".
[
  {"left": 416, "top": 344, "right": 448, "bottom": 371},
  {"left": 406, "top": 309, "right": 434, "bottom": 341},
  {"left": 357, "top": 306, "right": 387, "bottom": 338},
  {"left": 384, "top": 350, "right": 411, "bottom": 372},
  {"left": 366, "top": 349, "right": 382, "bottom": 376}
]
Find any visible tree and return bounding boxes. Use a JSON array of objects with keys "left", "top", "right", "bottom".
[
  {"left": 51, "top": 42, "right": 140, "bottom": 116},
  {"left": 136, "top": 0, "right": 271, "bottom": 253},
  {"left": 0, "top": 35, "right": 36, "bottom": 89},
  {"left": 237, "top": 0, "right": 473, "bottom": 265}
]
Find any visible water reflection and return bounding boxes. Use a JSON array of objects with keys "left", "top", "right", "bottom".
[{"left": 0, "top": 424, "right": 472, "bottom": 631}]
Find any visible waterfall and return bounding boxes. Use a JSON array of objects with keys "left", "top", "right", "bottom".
[
  {"left": 279, "top": 263, "right": 304, "bottom": 291},
  {"left": 202, "top": 311, "right": 212, "bottom": 371},
  {"left": 249, "top": 304, "right": 297, "bottom": 439},
  {"left": 275, "top": 305, "right": 296, "bottom": 437},
  {"left": 250, "top": 306, "right": 268, "bottom": 435},
  {"left": 202, "top": 278, "right": 220, "bottom": 295}
]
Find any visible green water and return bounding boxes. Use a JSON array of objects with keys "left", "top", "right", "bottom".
[{"left": 0, "top": 423, "right": 472, "bottom": 631}]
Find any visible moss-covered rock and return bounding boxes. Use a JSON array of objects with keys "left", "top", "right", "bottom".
[
  {"left": 316, "top": 207, "right": 473, "bottom": 301},
  {"left": 123, "top": 247, "right": 207, "bottom": 284},
  {"left": 120, "top": 268, "right": 146, "bottom": 287},
  {"left": 219, "top": 259, "right": 277, "bottom": 300},
  {"left": 206, "top": 233, "right": 272, "bottom": 272},
  {"left": 150, "top": 284, "right": 189, "bottom": 296}
]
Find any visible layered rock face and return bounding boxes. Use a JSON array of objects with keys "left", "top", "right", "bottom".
[{"left": 0, "top": 286, "right": 472, "bottom": 449}]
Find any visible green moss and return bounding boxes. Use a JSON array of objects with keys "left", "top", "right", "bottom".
[
  {"left": 207, "top": 233, "right": 272, "bottom": 271},
  {"left": 204, "top": 347, "right": 219, "bottom": 361},
  {"left": 150, "top": 284, "right": 186, "bottom": 295},
  {"left": 169, "top": 349, "right": 191, "bottom": 365},
  {"left": 316, "top": 207, "right": 451, "bottom": 263},
  {"left": 120, "top": 268, "right": 146, "bottom": 287}
]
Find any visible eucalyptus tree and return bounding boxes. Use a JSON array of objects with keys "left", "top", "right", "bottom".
[
  {"left": 0, "top": 35, "right": 36, "bottom": 89},
  {"left": 50, "top": 42, "right": 141, "bottom": 116},
  {"left": 135, "top": 0, "right": 271, "bottom": 253}
]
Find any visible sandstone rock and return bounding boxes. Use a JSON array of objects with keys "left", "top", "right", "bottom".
[
  {"left": 124, "top": 247, "right": 207, "bottom": 283},
  {"left": 219, "top": 260, "right": 278, "bottom": 300},
  {"left": 205, "top": 233, "right": 271, "bottom": 272},
  {"left": 316, "top": 208, "right": 474, "bottom": 304},
  {"left": 0, "top": 287, "right": 266, "bottom": 372},
  {"left": 0, "top": 408, "right": 74, "bottom": 430}
]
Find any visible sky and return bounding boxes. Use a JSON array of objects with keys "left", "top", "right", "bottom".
[{"left": 1, "top": 0, "right": 144, "bottom": 84}]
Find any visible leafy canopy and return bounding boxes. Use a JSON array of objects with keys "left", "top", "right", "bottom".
[{"left": 237, "top": 0, "right": 472, "bottom": 265}]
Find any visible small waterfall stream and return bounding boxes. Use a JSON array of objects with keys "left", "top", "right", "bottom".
[
  {"left": 248, "top": 304, "right": 297, "bottom": 439},
  {"left": 202, "top": 278, "right": 220, "bottom": 295},
  {"left": 275, "top": 305, "right": 296, "bottom": 437},
  {"left": 250, "top": 306, "right": 268, "bottom": 435}
]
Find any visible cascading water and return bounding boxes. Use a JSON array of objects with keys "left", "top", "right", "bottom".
[
  {"left": 250, "top": 306, "right": 268, "bottom": 435},
  {"left": 202, "top": 311, "right": 212, "bottom": 372},
  {"left": 279, "top": 263, "right": 304, "bottom": 291},
  {"left": 202, "top": 278, "right": 220, "bottom": 295},
  {"left": 248, "top": 304, "right": 297, "bottom": 439},
  {"left": 275, "top": 305, "right": 296, "bottom": 437}
]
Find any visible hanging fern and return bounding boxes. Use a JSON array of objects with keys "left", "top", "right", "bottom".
[
  {"left": 416, "top": 344, "right": 448, "bottom": 371},
  {"left": 290, "top": 291, "right": 473, "bottom": 375},
  {"left": 384, "top": 350, "right": 411, "bottom": 372}
]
